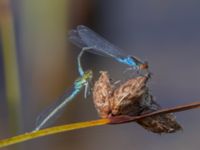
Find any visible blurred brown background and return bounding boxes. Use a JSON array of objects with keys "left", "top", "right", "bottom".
[{"left": 0, "top": 0, "right": 200, "bottom": 150}]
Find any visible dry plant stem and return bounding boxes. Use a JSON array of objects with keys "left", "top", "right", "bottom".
[
  {"left": 0, "top": 119, "right": 110, "bottom": 148},
  {"left": 0, "top": 102, "right": 199, "bottom": 148},
  {"left": 109, "top": 102, "right": 200, "bottom": 124}
]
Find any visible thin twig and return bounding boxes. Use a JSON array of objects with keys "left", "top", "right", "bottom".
[
  {"left": 0, "top": 119, "right": 110, "bottom": 148},
  {"left": 109, "top": 102, "right": 200, "bottom": 124},
  {"left": 0, "top": 101, "right": 199, "bottom": 148}
]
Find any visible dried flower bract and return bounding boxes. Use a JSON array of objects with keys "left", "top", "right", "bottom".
[{"left": 93, "top": 71, "right": 182, "bottom": 133}]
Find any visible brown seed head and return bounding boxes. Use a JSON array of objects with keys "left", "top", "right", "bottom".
[
  {"left": 111, "top": 75, "right": 149, "bottom": 116},
  {"left": 92, "top": 71, "right": 113, "bottom": 118},
  {"left": 93, "top": 71, "right": 182, "bottom": 133}
]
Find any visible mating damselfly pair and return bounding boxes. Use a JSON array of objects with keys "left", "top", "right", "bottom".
[{"left": 34, "top": 25, "right": 148, "bottom": 131}]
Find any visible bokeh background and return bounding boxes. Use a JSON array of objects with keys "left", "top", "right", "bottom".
[{"left": 1, "top": 0, "right": 200, "bottom": 150}]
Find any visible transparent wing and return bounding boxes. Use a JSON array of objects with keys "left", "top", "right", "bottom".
[
  {"left": 34, "top": 86, "right": 80, "bottom": 131},
  {"left": 68, "top": 30, "right": 87, "bottom": 48},
  {"left": 69, "top": 29, "right": 111, "bottom": 57},
  {"left": 77, "top": 25, "right": 126, "bottom": 58},
  {"left": 69, "top": 25, "right": 127, "bottom": 58}
]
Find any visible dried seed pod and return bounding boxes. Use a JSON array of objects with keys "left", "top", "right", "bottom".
[
  {"left": 137, "top": 112, "right": 182, "bottom": 133},
  {"left": 135, "top": 94, "right": 182, "bottom": 133},
  {"left": 93, "top": 71, "right": 182, "bottom": 133},
  {"left": 92, "top": 71, "right": 113, "bottom": 118},
  {"left": 111, "top": 75, "right": 149, "bottom": 116}
]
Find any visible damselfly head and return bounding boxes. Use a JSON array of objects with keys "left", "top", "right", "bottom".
[
  {"left": 129, "top": 56, "right": 148, "bottom": 70},
  {"left": 74, "top": 70, "right": 93, "bottom": 89},
  {"left": 84, "top": 70, "right": 93, "bottom": 81},
  {"left": 139, "top": 61, "right": 149, "bottom": 70}
]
